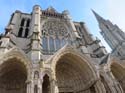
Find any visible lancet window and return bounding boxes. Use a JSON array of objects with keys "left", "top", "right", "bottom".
[
  {"left": 41, "top": 20, "right": 70, "bottom": 54},
  {"left": 18, "top": 18, "right": 30, "bottom": 38}
]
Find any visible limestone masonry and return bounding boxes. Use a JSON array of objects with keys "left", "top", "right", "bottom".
[{"left": 0, "top": 5, "right": 124, "bottom": 93}]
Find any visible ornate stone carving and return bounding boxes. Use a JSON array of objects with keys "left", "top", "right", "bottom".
[
  {"left": 42, "top": 21, "right": 68, "bottom": 36},
  {"left": 34, "top": 71, "right": 39, "bottom": 79}
]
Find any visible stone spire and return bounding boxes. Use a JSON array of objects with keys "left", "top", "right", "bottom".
[
  {"left": 93, "top": 10, "right": 125, "bottom": 58},
  {"left": 92, "top": 10, "right": 117, "bottom": 49},
  {"left": 92, "top": 10, "right": 105, "bottom": 24}
]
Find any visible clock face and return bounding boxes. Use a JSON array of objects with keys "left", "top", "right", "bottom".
[{"left": 42, "top": 20, "right": 68, "bottom": 36}]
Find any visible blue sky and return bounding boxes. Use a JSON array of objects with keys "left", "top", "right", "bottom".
[{"left": 0, "top": 0, "right": 125, "bottom": 52}]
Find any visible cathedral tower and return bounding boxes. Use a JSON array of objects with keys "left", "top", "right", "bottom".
[
  {"left": 0, "top": 5, "right": 124, "bottom": 93},
  {"left": 93, "top": 10, "right": 125, "bottom": 59}
]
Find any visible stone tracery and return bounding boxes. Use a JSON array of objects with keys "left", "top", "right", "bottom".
[
  {"left": 41, "top": 20, "right": 69, "bottom": 54},
  {"left": 0, "top": 4, "right": 125, "bottom": 93},
  {"left": 42, "top": 20, "right": 68, "bottom": 36}
]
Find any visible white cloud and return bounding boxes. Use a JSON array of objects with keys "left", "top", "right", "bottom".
[{"left": 107, "top": 0, "right": 125, "bottom": 31}]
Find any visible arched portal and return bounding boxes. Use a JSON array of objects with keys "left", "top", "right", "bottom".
[
  {"left": 54, "top": 53, "right": 99, "bottom": 93},
  {"left": 42, "top": 74, "right": 51, "bottom": 93},
  {"left": 0, "top": 58, "right": 27, "bottom": 93},
  {"left": 111, "top": 62, "right": 125, "bottom": 92}
]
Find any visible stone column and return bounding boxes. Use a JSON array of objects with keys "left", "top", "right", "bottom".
[
  {"left": 26, "top": 79, "right": 33, "bottom": 93},
  {"left": 51, "top": 79, "right": 59, "bottom": 93},
  {"left": 38, "top": 79, "right": 42, "bottom": 93},
  {"left": 105, "top": 69, "right": 124, "bottom": 93},
  {"left": 26, "top": 82, "right": 31, "bottom": 93},
  {"left": 94, "top": 80, "right": 106, "bottom": 93},
  {"left": 30, "top": 80, "right": 34, "bottom": 93}
]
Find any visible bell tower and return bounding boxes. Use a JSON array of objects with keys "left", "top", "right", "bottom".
[{"left": 93, "top": 10, "right": 125, "bottom": 59}]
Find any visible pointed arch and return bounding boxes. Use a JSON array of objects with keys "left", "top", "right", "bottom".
[
  {"left": 0, "top": 48, "right": 33, "bottom": 93},
  {"left": 51, "top": 47, "right": 96, "bottom": 77},
  {"left": 20, "top": 18, "right": 25, "bottom": 26},
  {"left": 51, "top": 47, "right": 104, "bottom": 92},
  {"left": 0, "top": 47, "right": 32, "bottom": 79},
  {"left": 18, "top": 27, "right": 23, "bottom": 37},
  {"left": 42, "top": 74, "right": 51, "bottom": 93},
  {"left": 26, "top": 19, "right": 30, "bottom": 27},
  {"left": 42, "top": 69, "right": 53, "bottom": 80},
  {"left": 0, "top": 48, "right": 32, "bottom": 93},
  {"left": 41, "top": 69, "right": 53, "bottom": 93},
  {"left": 110, "top": 61, "right": 125, "bottom": 92}
]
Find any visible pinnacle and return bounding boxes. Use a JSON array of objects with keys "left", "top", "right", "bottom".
[{"left": 92, "top": 9, "right": 105, "bottom": 23}]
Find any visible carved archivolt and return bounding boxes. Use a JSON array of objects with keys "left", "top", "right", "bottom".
[
  {"left": 0, "top": 47, "right": 32, "bottom": 78},
  {"left": 110, "top": 61, "right": 125, "bottom": 92},
  {"left": 50, "top": 47, "right": 105, "bottom": 92},
  {"left": 0, "top": 48, "right": 32, "bottom": 93}
]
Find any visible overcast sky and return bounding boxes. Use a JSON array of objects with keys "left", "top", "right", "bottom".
[{"left": 0, "top": 0, "right": 125, "bottom": 52}]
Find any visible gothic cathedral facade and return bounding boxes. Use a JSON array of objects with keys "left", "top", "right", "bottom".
[{"left": 0, "top": 5, "right": 124, "bottom": 93}]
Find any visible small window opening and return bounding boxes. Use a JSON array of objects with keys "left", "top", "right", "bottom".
[{"left": 18, "top": 27, "right": 23, "bottom": 37}]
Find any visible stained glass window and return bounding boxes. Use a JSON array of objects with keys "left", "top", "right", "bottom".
[
  {"left": 55, "top": 37, "right": 60, "bottom": 50},
  {"left": 61, "top": 38, "right": 66, "bottom": 47},
  {"left": 49, "top": 37, "right": 55, "bottom": 52},
  {"left": 42, "top": 36, "right": 48, "bottom": 52}
]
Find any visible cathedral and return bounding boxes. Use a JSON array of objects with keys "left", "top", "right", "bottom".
[{"left": 0, "top": 5, "right": 125, "bottom": 93}]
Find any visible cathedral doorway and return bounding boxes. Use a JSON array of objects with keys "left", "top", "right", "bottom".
[
  {"left": 111, "top": 62, "right": 125, "bottom": 92},
  {"left": 55, "top": 53, "right": 98, "bottom": 93},
  {"left": 0, "top": 58, "right": 27, "bottom": 93},
  {"left": 42, "top": 74, "right": 51, "bottom": 93}
]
